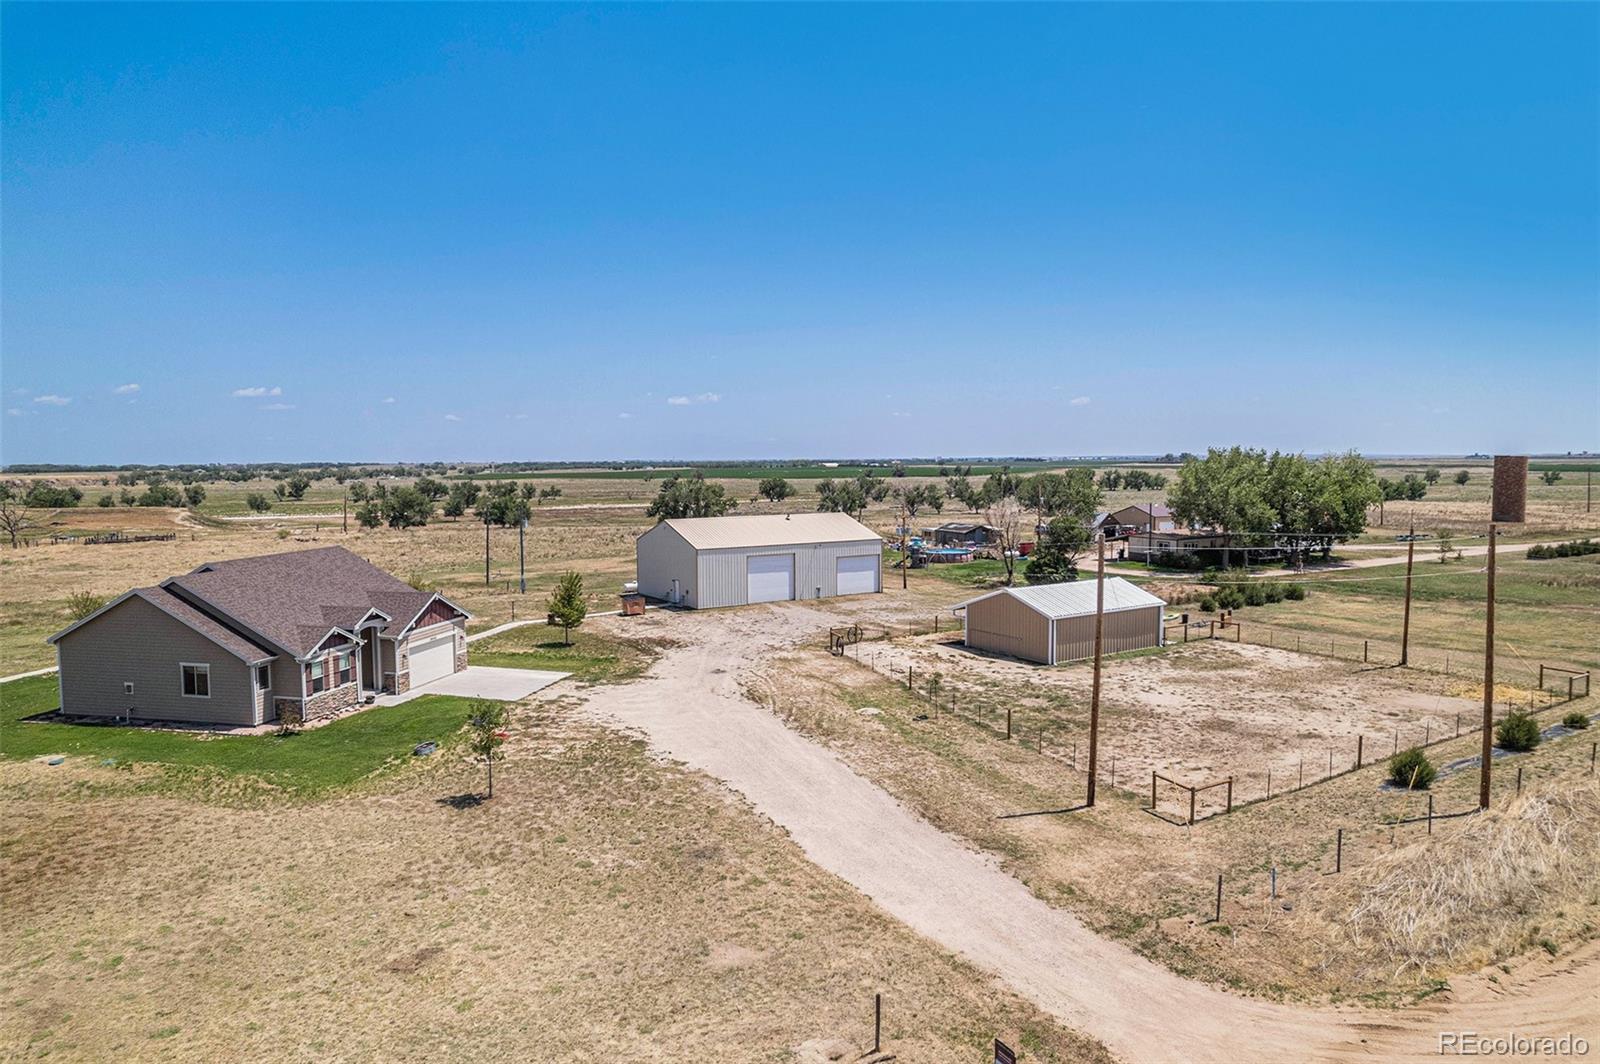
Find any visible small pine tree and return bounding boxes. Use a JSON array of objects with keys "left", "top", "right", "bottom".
[
  {"left": 547, "top": 570, "right": 587, "bottom": 645},
  {"left": 1387, "top": 747, "right": 1436, "bottom": 790},
  {"left": 1495, "top": 710, "right": 1541, "bottom": 752}
]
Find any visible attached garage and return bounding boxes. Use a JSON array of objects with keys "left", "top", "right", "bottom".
[
  {"left": 955, "top": 578, "right": 1165, "bottom": 665},
  {"left": 406, "top": 625, "right": 458, "bottom": 687},
  {"left": 636, "top": 513, "right": 882, "bottom": 609}
]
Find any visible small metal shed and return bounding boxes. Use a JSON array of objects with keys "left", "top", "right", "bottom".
[{"left": 954, "top": 578, "right": 1166, "bottom": 664}]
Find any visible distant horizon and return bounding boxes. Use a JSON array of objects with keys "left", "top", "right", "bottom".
[{"left": 6, "top": 450, "right": 1597, "bottom": 475}]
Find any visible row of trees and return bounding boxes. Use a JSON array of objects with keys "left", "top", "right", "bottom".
[{"left": 1167, "top": 448, "right": 1380, "bottom": 567}]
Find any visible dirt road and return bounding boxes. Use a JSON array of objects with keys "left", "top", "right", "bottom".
[
  {"left": 580, "top": 604, "right": 1600, "bottom": 1063},
  {"left": 1253, "top": 540, "right": 1559, "bottom": 579}
]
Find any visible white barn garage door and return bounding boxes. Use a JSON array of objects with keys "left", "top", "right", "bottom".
[
  {"left": 408, "top": 628, "right": 456, "bottom": 687},
  {"left": 836, "top": 554, "right": 879, "bottom": 595},
  {"left": 746, "top": 554, "right": 795, "bottom": 603}
]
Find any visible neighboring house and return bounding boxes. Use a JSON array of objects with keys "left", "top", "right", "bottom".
[
  {"left": 636, "top": 512, "right": 881, "bottom": 608},
  {"left": 1109, "top": 503, "right": 1177, "bottom": 534},
  {"left": 953, "top": 578, "right": 1166, "bottom": 665},
  {"left": 47, "top": 546, "right": 471, "bottom": 726},
  {"left": 1122, "top": 530, "right": 1229, "bottom": 562},
  {"left": 922, "top": 522, "right": 999, "bottom": 548}
]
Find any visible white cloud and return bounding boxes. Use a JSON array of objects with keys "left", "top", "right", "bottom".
[
  {"left": 509, "top": 413, "right": 529, "bottom": 420},
  {"left": 261, "top": 402, "right": 296, "bottom": 411},
  {"left": 617, "top": 412, "right": 633, "bottom": 420},
  {"left": 113, "top": 383, "right": 141, "bottom": 395},
  {"left": 231, "top": 386, "right": 282, "bottom": 398},
  {"left": 32, "top": 394, "right": 71, "bottom": 406},
  {"left": 381, "top": 396, "right": 396, "bottom": 404},
  {"left": 667, "top": 392, "right": 720, "bottom": 406},
  {"left": 1069, "top": 395, "right": 1091, "bottom": 406},
  {"left": 891, "top": 411, "right": 912, "bottom": 419},
  {"left": 5, "top": 408, "right": 22, "bottom": 417},
  {"left": 444, "top": 413, "right": 462, "bottom": 422}
]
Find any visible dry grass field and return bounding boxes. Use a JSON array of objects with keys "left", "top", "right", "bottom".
[
  {"left": 747, "top": 641, "right": 1600, "bottom": 1004},
  {"left": 4, "top": 456, "right": 1597, "bottom": 1056},
  {"left": 0, "top": 699, "right": 1110, "bottom": 1063}
]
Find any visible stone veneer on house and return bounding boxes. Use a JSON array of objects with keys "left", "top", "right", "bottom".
[{"left": 279, "top": 682, "right": 359, "bottom": 725}]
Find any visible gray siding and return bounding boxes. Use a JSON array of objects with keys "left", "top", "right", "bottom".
[
  {"left": 695, "top": 539, "right": 882, "bottom": 609},
  {"left": 56, "top": 595, "right": 258, "bottom": 725},
  {"left": 636, "top": 523, "right": 700, "bottom": 607}
]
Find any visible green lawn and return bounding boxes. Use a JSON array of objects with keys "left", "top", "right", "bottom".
[
  {"left": 1309, "top": 552, "right": 1600, "bottom": 609},
  {"left": 469, "top": 625, "right": 658, "bottom": 684},
  {"left": 0, "top": 674, "right": 483, "bottom": 796}
]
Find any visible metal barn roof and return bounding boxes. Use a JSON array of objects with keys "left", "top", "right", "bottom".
[
  {"left": 658, "top": 512, "right": 882, "bottom": 550},
  {"left": 956, "top": 577, "right": 1165, "bottom": 619}
]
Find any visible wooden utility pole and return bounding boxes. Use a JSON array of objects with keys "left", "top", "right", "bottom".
[
  {"left": 518, "top": 517, "right": 527, "bottom": 594},
  {"left": 1479, "top": 522, "right": 1496, "bottom": 809},
  {"left": 342, "top": 487, "right": 348, "bottom": 534},
  {"left": 483, "top": 515, "right": 491, "bottom": 588},
  {"left": 1086, "top": 533, "right": 1106, "bottom": 807},
  {"left": 1400, "top": 518, "right": 1415, "bottom": 665}
]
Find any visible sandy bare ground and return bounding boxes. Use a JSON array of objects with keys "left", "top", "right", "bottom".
[
  {"left": 852, "top": 637, "right": 1485, "bottom": 791},
  {"left": 579, "top": 603, "right": 1600, "bottom": 1063}
]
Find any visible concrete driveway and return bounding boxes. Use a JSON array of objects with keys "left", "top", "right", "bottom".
[{"left": 375, "top": 665, "right": 568, "bottom": 706}]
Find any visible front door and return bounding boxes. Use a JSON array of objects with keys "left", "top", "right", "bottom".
[{"left": 361, "top": 637, "right": 380, "bottom": 691}]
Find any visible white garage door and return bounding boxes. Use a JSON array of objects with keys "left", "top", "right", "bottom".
[
  {"left": 408, "top": 627, "right": 457, "bottom": 687},
  {"left": 746, "top": 553, "right": 795, "bottom": 604},
  {"left": 836, "top": 554, "right": 879, "bottom": 595}
]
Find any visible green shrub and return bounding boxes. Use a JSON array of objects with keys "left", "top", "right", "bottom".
[
  {"left": 1283, "top": 583, "right": 1306, "bottom": 601},
  {"left": 1197, "top": 595, "right": 1216, "bottom": 613},
  {"left": 1532, "top": 538, "right": 1598, "bottom": 560},
  {"left": 1561, "top": 711, "right": 1590, "bottom": 730},
  {"left": 1387, "top": 747, "right": 1436, "bottom": 790},
  {"left": 1495, "top": 711, "right": 1542, "bottom": 752},
  {"left": 65, "top": 591, "right": 109, "bottom": 621}
]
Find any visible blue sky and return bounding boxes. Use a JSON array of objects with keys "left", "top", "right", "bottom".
[{"left": 3, "top": 3, "right": 1596, "bottom": 464}]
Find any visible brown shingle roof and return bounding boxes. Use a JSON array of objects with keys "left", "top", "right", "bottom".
[
  {"left": 130, "top": 588, "right": 279, "bottom": 662},
  {"left": 165, "top": 546, "right": 455, "bottom": 657}
]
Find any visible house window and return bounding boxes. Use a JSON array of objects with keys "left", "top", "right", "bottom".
[
  {"left": 336, "top": 651, "right": 353, "bottom": 685},
  {"left": 308, "top": 659, "right": 325, "bottom": 694},
  {"left": 256, "top": 664, "right": 270, "bottom": 690},
  {"left": 180, "top": 663, "right": 210, "bottom": 698}
]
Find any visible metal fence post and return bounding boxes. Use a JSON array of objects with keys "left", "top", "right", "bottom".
[
  {"left": 1214, "top": 874, "right": 1223, "bottom": 922},
  {"left": 1335, "top": 828, "right": 1343, "bottom": 873}
]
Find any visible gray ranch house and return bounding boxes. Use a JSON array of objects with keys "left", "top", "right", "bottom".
[{"left": 47, "top": 546, "right": 471, "bottom": 727}]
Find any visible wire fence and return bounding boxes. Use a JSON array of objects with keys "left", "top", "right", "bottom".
[{"left": 828, "top": 622, "right": 1595, "bottom": 824}]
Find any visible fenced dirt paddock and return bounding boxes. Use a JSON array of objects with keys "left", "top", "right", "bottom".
[{"left": 846, "top": 635, "right": 1493, "bottom": 800}]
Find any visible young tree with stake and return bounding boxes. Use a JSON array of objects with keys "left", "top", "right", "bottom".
[{"left": 467, "top": 701, "right": 510, "bottom": 799}]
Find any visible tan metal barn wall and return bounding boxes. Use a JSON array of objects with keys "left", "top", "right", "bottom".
[
  {"left": 695, "top": 539, "right": 881, "bottom": 609},
  {"left": 635, "top": 523, "right": 700, "bottom": 607},
  {"left": 964, "top": 594, "right": 1052, "bottom": 664},
  {"left": 1053, "top": 605, "right": 1163, "bottom": 663}
]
